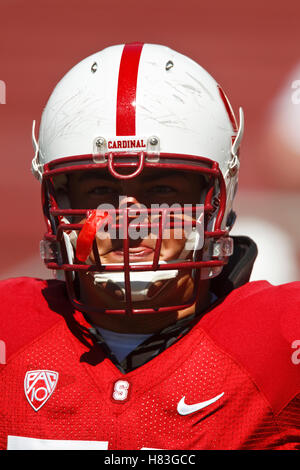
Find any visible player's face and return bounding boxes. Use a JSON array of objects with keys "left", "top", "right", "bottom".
[
  {"left": 67, "top": 168, "right": 205, "bottom": 265},
  {"left": 65, "top": 168, "right": 209, "bottom": 331}
]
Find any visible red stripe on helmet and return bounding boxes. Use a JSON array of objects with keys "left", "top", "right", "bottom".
[
  {"left": 218, "top": 85, "right": 238, "bottom": 133},
  {"left": 116, "top": 43, "right": 144, "bottom": 136}
]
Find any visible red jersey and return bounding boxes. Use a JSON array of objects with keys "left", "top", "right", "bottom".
[{"left": 0, "top": 277, "right": 299, "bottom": 450}]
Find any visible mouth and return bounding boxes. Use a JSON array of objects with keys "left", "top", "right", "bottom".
[{"left": 109, "top": 246, "right": 155, "bottom": 262}]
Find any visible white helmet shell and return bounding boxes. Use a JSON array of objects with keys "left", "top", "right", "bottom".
[{"left": 34, "top": 43, "right": 243, "bottom": 183}]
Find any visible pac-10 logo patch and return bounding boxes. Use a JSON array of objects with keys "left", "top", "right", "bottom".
[{"left": 24, "top": 370, "right": 59, "bottom": 411}]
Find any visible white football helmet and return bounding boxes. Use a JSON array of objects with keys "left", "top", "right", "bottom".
[{"left": 32, "top": 42, "right": 244, "bottom": 315}]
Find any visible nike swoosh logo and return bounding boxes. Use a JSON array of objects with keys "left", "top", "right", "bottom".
[{"left": 177, "top": 392, "right": 224, "bottom": 416}]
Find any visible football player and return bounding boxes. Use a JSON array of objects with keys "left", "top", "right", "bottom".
[{"left": 0, "top": 43, "right": 299, "bottom": 450}]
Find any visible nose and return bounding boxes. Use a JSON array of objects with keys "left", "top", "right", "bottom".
[
  {"left": 119, "top": 195, "right": 141, "bottom": 207},
  {"left": 117, "top": 194, "right": 150, "bottom": 246},
  {"left": 118, "top": 194, "right": 146, "bottom": 217}
]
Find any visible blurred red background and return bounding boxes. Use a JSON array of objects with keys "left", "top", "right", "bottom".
[{"left": 0, "top": 0, "right": 299, "bottom": 282}]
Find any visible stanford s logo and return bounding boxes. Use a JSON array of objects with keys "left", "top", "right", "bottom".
[{"left": 24, "top": 370, "right": 59, "bottom": 411}]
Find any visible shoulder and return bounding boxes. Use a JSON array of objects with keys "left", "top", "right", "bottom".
[
  {"left": 203, "top": 280, "right": 300, "bottom": 331},
  {"left": 0, "top": 277, "right": 71, "bottom": 362},
  {"left": 200, "top": 280, "right": 300, "bottom": 414}
]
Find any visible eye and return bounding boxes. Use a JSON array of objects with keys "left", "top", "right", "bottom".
[
  {"left": 87, "top": 186, "right": 117, "bottom": 196},
  {"left": 147, "top": 185, "right": 176, "bottom": 194}
]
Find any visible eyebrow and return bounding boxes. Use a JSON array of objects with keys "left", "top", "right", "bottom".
[{"left": 77, "top": 171, "right": 114, "bottom": 183}]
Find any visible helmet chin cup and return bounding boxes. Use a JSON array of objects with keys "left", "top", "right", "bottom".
[{"left": 93, "top": 261, "right": 178, "bottom": 302}]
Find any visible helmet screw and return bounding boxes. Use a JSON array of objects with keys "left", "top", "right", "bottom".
[
  {"left": 91, "top": 62, "right": 98, "bottom": 73},
  {"left": 165, "top": 60, "right": 174, "bottom": 71},
  {"left": 150, "top": 136, "right": 158, "bottom": 146},
  {"left": 95, "top": 137, "right": 105, "bottom": 147}
]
